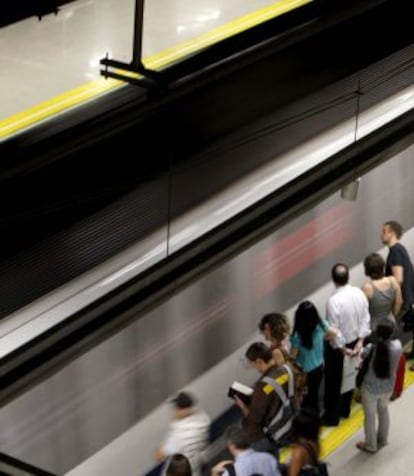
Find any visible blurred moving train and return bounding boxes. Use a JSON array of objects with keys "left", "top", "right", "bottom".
[
  {"left": 3, "top": 144, "right": 414, "bottom": 476},
  {"left": 1, "top": 43, "right": 414, "bottom": 475}
]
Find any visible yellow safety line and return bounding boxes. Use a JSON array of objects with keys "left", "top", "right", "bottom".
[
  {"left": 0, "top": 0, "right": 311, "bottom": 140},
  {"left": 279, "top": 356, "right": 414, "bottom": 464}
]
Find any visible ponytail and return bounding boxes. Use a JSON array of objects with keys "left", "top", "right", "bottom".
[
  {"left": 373, "top": 337, "right": 390, "bottom": 379},
  {"left": 372, "top": 320, "right": 394, "bottom": 379}
]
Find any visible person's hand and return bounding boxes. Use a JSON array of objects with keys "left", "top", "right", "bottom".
[
  {"left": 234, "top": 396, "right": 249, "bottom": 416},
  {"left": 211, "top": 460, "right": 233, "bottom": 476}
]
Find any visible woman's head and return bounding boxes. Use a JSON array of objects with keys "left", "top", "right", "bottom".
[
  {"left": 364, "top": 253, "right": 385, "bottom": 279},
  {"left": 164, "top": 454, "right": 192, "bottom": 476},
  {"left": 258, "top": 312, "right": 290, "bottom": 344},
  {"left": 293, "top": 301, "right": 321, "bottom": 349},
  {"left": 291, "top": 409, "right": 321, "bottom": 443}
]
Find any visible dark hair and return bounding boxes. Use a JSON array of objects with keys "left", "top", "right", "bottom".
[
  {"left": 171, "top": 392, "right": 195, "bottom": 409},
  {"left": 331, "top": 263, "right": 349, "bottom": 286},
  {"left": 384, "top": 220, "right": 403, "bottom": 239},
  {"left": 291, "top": 409, "right": 321, "bottom": 444},
  {"left": 293, "top": 301, "right": 321, "bottom": 349},
  {"left": 364, "top": 253, "right": 385, "bottom": 279},
  {"left": 245, "top": 342, "right": 273, "bottom": 363},
  {"left": 165, "top": 454, "right": 192, "bottom": 476},
  {"left": 258, "top": 312, "right": 290, "bottom": 342},
  {"left": 373, "top": 320, "right": 394, "bottom": 379},
  {"left": 224, "top": 425, "right": 250, "bottom": 450}
]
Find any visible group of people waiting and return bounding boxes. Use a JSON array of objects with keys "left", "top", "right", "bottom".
[{"left": 155, "top": 220, "right": 414, "bottom": 475}]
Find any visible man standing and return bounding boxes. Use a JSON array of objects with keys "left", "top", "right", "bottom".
[
  {"left": 156, "top": 391, "right": 211, "bottom": 476},
  {"left": 322, "top": 263, "right": 371, "bottom": 426},
  {"left": 211, "top": 425, "right": 280, "bottom": 476},
  {"left": 234, "top": 342, "right": 291, "bottom": 454},
  {"left": 381, "top": 220, "right": 414, "bottom": 358}
]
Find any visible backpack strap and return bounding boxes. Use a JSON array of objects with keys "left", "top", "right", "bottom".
[{"left": 262, "top": 364, "right": 294, "bottom": 399}]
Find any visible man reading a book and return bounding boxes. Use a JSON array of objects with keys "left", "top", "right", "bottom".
[{"left": 233, "top": 342, "right": 290, "bottom": 454}]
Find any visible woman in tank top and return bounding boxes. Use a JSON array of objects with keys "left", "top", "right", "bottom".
[{"left": 362, "top": 253, "right": 402, "bottom": 332}]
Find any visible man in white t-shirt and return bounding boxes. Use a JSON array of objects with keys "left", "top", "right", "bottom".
[{"left": 156, "top": 392, "right": 211, "bottom": 476}]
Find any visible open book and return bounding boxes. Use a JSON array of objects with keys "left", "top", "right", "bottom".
[{"left": 228, "top": 381, "right": 254, "bottom": 405}]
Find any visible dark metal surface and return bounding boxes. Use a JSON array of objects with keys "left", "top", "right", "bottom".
[{"left": 0, "top": 2, "right": 413, "bottom": 319}]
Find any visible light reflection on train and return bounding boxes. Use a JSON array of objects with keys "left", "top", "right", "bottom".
[{"left": 1, "top": 146, "right": 414, "bottom": 476}]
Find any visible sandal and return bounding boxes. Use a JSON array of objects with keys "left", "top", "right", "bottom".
[{"left": 356, "top": 441, "right": 376, "bottom": 453}]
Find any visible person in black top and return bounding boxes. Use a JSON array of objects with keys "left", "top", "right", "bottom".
[{"left": 381, "top": 220, "right": 414, "bottom": 360}]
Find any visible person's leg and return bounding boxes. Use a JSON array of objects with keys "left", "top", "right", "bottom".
[
  {"left": 359, "top": 389, "right": 378, "bottom": 452},
  {"left": 340, "top": 388, "right": 354, "bottom": 418},
  {"left": 323, "top": 345, "right": 342, "bottom": 425},
  {"left": 377, "top": 392, "right": 392, "bottom": 448},
  {"left": 303, "top": 365, "right": 323, "bottom": 415}
]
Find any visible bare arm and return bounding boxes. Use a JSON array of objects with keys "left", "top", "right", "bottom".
[
  {"left": 362, "top": 282, "right": 373, "bottom": 300},
  {"left": 272, "top": 347, "right": 285, "bottom": 366},
  {"left": 391, "top": 277, "right": 403, "bottom": 316},
  {"left": 391, "top": 264, "right": 404, "bottom": 285},
  {"left": 211, "top": 460, "right": 233, "bottom": 476},
  {"left": 288, "top": 445, "right": 307, "bottom": 476},
  {"left": 155, "top": 447, "right": 167, "bottom": 462}
]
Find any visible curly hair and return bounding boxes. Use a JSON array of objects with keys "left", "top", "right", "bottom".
[{"left": 259, "top": 312, "right": 290, "bottom": 343}]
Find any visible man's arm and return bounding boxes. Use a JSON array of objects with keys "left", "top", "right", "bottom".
[
  {"left": 244, "top": 382, "right": 280, "bottom": 438},
  {"left": 326, "top": 299, "right": 345, "bottom": 349},
  {"left": 391, "top": 264, "right": 404, "bottom": 285},
  {"left": 155, "top": 447, "right": 167, "bottom": 462}
]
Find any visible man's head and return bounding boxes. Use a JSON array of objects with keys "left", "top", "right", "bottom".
[
  {"left": 381, "top": 220, "right": 403, "bottom": 246},
  {"left": 170, "top": 392, "right": 195, "bottom": 419},
  {"left": 224, "top": 425, "right": 251, "bottom": 456},
  {"left": 258, "top": 312, "right": 290, "bottom": 344},
  {"left": 245, "top": 342, "right": 274, "bottom": 373},
  {"left": 331, "top": 263, "right": 349, "bottom": 287}
]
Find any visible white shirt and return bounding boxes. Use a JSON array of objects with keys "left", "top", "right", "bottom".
[
  {"left": 326, "top": 284, "right": 371, "bottom": 348},
  {"left": 161, "top": 409, "right": 211, "bottom": 476}
]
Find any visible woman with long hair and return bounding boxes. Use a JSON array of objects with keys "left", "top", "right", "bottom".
[
  {"left": 362, "top": 252, "right": 402, "bottom": 332},
  {"left": 290, "top": 301, "right": 339, "bottom": 414},
  {"left": 356, "top": 319, "right": 402, "bottom": 453}
]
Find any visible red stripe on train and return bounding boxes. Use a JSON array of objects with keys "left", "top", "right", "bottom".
[{"left": 253, "top": 202, "right": 353, "bottom": 297}]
